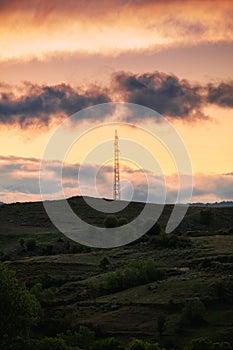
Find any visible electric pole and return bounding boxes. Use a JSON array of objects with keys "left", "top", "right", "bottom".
[{"left": 113, "top": 129, "right": 120, "bottom": 200}]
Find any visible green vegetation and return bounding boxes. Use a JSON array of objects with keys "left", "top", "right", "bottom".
[
  {"left": 104, "top": 214, "right": 119, "bottom": 228},
  {"left": 103, "top": 259, "right": 163, "bottom": 292},
  {"left": 180, "top": 298, "right": 206, "bottom": 327},
  {"left": 0, "top": 263, "right": 41, "bottom": 347},
  {"left": 0, "top": 198, "right": 233, "bottom": 349}
]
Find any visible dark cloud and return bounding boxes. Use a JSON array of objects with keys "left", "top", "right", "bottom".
[
  {"left": 112, "top": 71, "right": 207, "bottom": 121},
  {"left": 0, "top": 83, "right": 110, "bottom": 127},
  {"left": 207, "top": 82, "right": 233, "bottom": 108},
  {"left": 0, "top": 72, "right": 233, "bottom": 128}
]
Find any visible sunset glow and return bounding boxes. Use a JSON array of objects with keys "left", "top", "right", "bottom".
[{"left": 0, "top": 0, "right": 232, "bottom": 203}]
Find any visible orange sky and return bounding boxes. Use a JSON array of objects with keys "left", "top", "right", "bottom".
[{"left": 0, "top": 0, "right": 232, "bottom": 203}]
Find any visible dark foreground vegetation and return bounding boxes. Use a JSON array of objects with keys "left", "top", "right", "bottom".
[{"left": 0, "top": 197, "right": 233, "bottom": 349}]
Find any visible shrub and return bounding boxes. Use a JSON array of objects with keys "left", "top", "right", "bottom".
[
  {"left": 149, "top": 233, "right": 191, "bottom": 249},
  {"left": 26, "top": 238, "right": 37, "bottom": 251},
  {"left": 99, "top": 256, "right": 111, "bottom": 270},
  {"left": 190, "top": 338, "right": 232, "bottom": 350},
  {"left": 70, "top": 244, "right": 80, "bottom": 254},
  {"left": 212, "top": 342, "right": 232, "bottom": 350},
  {"left": 104, "top": 259, "right": 163, "bottom": 293},
  {"left": 91, "top": 337, "right": 122, "bottom": 350},
  {"left": 127, "top": 339, "right": 165, "bottom": 350},
  {"left": 118, "top": 217, "right": 128, "bottom": 226},
  {"left": 30, "top": 283, "right": 55, "bottom": 305},
  {"left": 60, "top": 326, "right": 95, "bottom": 349},
  {"left": 19, "top": 238, "right": 25, "bottom": 248},
  {"left": 180, "top": 298, "right": 206, "bottom": 327},
  {"left": 0, "top": 250, "right": 9, "bottom": 262},
  {"left": 103, "top": 215, "right": 118, "bottom": 228},
  {"left": 146, "top": 221, "right": 161, "bottom": 236},
  {"left": 35, "top": 337, "right": 79, "bottom": 350},
  {"left": 190, "top": 337, "right": 212, "bottom": 350}
]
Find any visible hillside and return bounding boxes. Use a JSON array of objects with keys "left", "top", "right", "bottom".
[{"left": 0, "top": 197, "right": 233, "bottom": 349}]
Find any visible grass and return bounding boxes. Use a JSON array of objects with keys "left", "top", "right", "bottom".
[{"left": 0, "top": 196, "right": 233, "bottom": 348}]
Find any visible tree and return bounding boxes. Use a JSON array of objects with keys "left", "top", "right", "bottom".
[
  {"left": 103, "top": 215, "right": 119, "bottom": 228},
  {"left": 99, "top": 256, "right": 111, "bottom": 270},
  {"left": 118, "top": 217, "right": 128, "bottom": 226},
  {"left": 0, "top": 263, "right": 41, "bottom": 344},
  {"left": 26, "top": 238, "right": 37, "bottom": 251}
]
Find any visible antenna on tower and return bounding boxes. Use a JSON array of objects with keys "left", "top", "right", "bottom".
[{"left": 113, "top": 129, "right": 120, "bottom": 200}]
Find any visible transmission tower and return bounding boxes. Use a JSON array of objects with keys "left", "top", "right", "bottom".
[{"left": 113, "top": 129, "right": 120, "bottom": 200}]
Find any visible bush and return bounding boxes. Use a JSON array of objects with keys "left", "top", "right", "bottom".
[
  {"left": 190, "top": 338, "right": 232, "bottom": 350},
  {"left": 60, "top": 326, "right": 95, "bottom": 349},
  {"left": 180, "top": 298, "right": 206, "bottom": 327},
  {"left": 146, "top": 221, "right": 161, "bottom": 236},
  {"left": 127, "top": 339, "right": 165, "bottom": 350},
  {"left": 99, "top": 256, "right": 111, "bottom": 270},
  {"left": 149, "top": 233, "right": 191, "bottom": 249},
  {"left": 70, "top": 244, "right": 80, "bottom": 254},
  {"left": 103, "top": 215, "right": 118, "bottom": 228},
  {"left": 91, "top": 337, "right": 122, "bottom": 350},
  {"left": 190, "top": 337, "right": 212, "bottom": 350},
  {"left": 19, "top": 238, "right": 25, "bottom": 248},
  {"left": 0, "top": 250, "right": 9, "bottom": 262},
  {"left": 104, "top": 259, "right": 163, "bottom": 293},
  {"left": 118, "top": 217, "right": 128, "bottom": 226},
  {"left": 26, "top": 238, "right": 37, "bottom": 251},
  {"left": 30, "top": 283, "right": 55, "bottom": 305},
  {"left": 45, "top": 244, "right": 54, "bottom": 255},
  {"left": 212, "top": 342, "right": 232, "bottom": 350},
  {"left": 35, "top": 337, "right": 79, "bottom": 350}
]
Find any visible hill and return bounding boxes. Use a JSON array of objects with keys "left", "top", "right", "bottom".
[{"left": 0, "top": 196, "right": 233, "bottom": 349}]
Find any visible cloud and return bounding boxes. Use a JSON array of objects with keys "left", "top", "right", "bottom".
[
  {"left": 112, "top": 71, "right": 206, "bottom": 121},
  {"left": 0, "top": 0, "right": 232, "bottom": 61},
  {"left": 0, "top": 83, "right": 110, "bottom": 127},
  {"left": 190, "top": 173, "right": 233, "bottom": 202},
  {"left": 0, "top": 72, "right": 233, "bottom": 127},
  {"left": 207, "top": 82, "right": 233, "bottom": 108},
  {"left": 1, "top": 155, "right": 233, "bottom": 204}
]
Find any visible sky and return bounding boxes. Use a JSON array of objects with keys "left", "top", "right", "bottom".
[{"left": 0, "top": 0, "right": 233, "bottom": 204}]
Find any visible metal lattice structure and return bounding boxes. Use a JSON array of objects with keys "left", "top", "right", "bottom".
[{"left": 113, "top": 129, "right": 120, "bottom": 200}]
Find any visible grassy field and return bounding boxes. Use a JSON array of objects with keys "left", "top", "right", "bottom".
[{"left": 0, "top": 197, "right": 233, "bottom": 349}]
